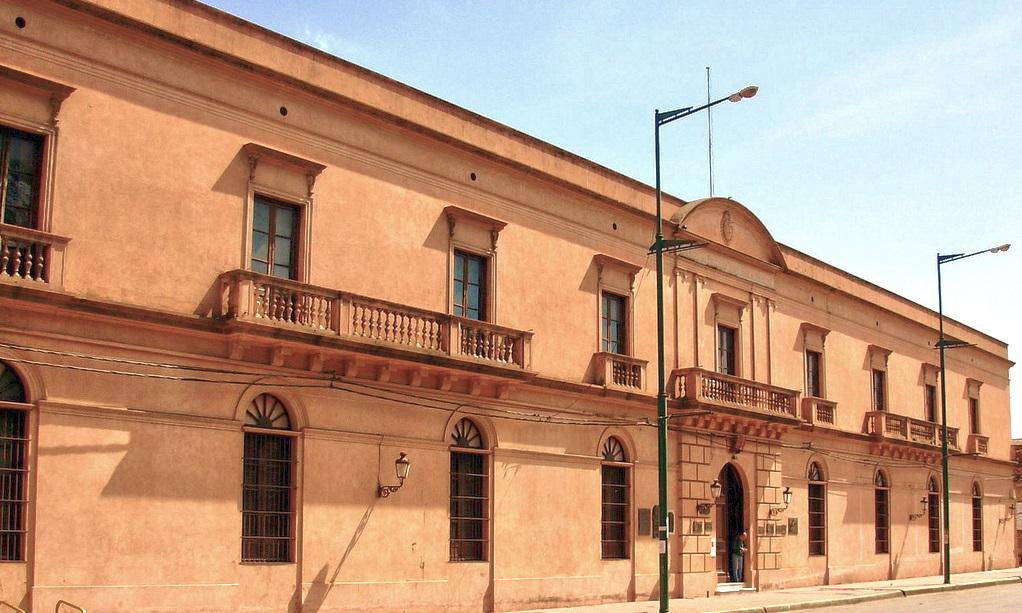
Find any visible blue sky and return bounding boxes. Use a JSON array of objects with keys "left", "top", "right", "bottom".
[{"left": 204, "top": 1, "right": 1021, "bottom": 435}]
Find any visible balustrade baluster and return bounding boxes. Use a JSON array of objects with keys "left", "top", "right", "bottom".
[
  {"left": 32, "top": 245, "right": 45, "bottom": 281},
  {"left": 10, "top": 246, "right": 22, "bottom": 280},
  {"left": 0, "top": 240, "right": 9, "bottom": 276}
]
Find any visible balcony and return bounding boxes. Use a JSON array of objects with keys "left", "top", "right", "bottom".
[
  {"left": 801, "top": 396, "right": 838, "bottom": 426},
  {"left": 217, "top": 269, "right": 532, "bottom": 370},
  {"left": 592, "top": 352, "right": 647, "bottom": 392},
  {"left": 967, "top": 434, "right": 989, "bottom": 456},
  {"left": 670, "top": 367, "right": 800, "bottom": 422},
  {"left": 0, "top": 223, "right": 69, "bottom": 290},
  {"left": 864, "top": 411, "right": 960, "bottom": 452}
]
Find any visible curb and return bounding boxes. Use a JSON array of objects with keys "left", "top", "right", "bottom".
[{"left": 707, "top": 574, "right": 1022, "bottom": 613}]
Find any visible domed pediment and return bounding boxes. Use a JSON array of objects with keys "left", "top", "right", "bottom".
[{"left": 670, "top": 197, "right": 786, "bottom": 270}]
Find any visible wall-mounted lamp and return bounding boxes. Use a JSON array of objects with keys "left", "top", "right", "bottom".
[
  {"left": 769, "top": 486, "right": 793, "bottom": 517},
  {"left": 697, "top": 479, "right": 723, "bottom": 514},
  {"left": 909, "top": 496, "right": 928, "bottom": 520},
  {"left": 1003, "top": 490, "right": 1018, "bottom": 521},
  {"left": 378, "top": 452, "right": 411, "bottom": 497}
]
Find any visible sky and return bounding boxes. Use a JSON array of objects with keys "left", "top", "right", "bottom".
[{"left": 203, "top": 0, "right": 1022, "bottom": 435}]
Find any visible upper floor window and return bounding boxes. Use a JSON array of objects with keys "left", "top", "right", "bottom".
[
  {"left": 453, "top": 250, "right": 488, "bottom": 321},
  {"left": 872, "top": 369, "right": 886, "bottom": 411},
  {"left": 717, "top": 325, "right": 737, "bottom": 376},
  {"left": 807, "top": 461, "right": 826, "bottom": 556},
  {"left": 242, "top": 394, "right": 296, "bottom": 563},
  {"left": 251, "top": 196, "right": 299, "bottom": 280},
  {"left": 806, "top": 350, "right": 823, "bottom": 398},
  {"left": 0, "top": 362, "right": 27, "bottom": 562},
  {"left": 968, "top": 397, "right": 980, "bottom": 434},
  {"left": 0, "top": 127, "right": 44, "bottom": 229},
  {"left": 924, "top": 384, "right": 937, "bottom": 423},
  {"left": 971, "top": 482, "right": 982, "bottom": 552},
  {"left": 874, "top": 470, "right": 889, "bottom": 554},
  {"left": 450, "top": 418, "right": 489, "bottom": 562},
  {"left": 601, "top": 292, "right": 627, "bottom": 354},
  {"left": 600, "top": 437, "right": 630, "bottom": 559},
  {"left": 927, "top": 476, "right": 940, "bottom": 553}
]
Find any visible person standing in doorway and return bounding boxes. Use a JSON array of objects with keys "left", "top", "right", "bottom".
[{"left": 730, "top": 530, "right": 748, "bottom": 582}]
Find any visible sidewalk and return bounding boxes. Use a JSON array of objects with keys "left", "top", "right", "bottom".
[{"left": 517, "top": 567, "right": 1022, "bottom": 613}]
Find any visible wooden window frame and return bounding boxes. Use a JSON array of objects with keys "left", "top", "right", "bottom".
[
  {"left": 449, "top": 418, "right": 490, "bottom": 563},
  {"left": 874, "top": 471, "right": 889, "bottom": 554},
  {"left": 924, "top": 384, "right": 937, "bottom": 423},
  {"left": 971, "top": 483, "right": 982, "bottom": 552},
  {"left": 968, "top": 397, "right": 980, "bottom": 435},
  {"left": 600, "top": 437, "right": 630, "bottom": 560},
  {"left": 806, "top": 350, "right": 823, "bottom": 399},
  {"left": 250, "top": 196, "right": 301, "bottom": 280},
  {"left": 717, "top": 324, "right": 738, "bottom": 376},
  {"left": 927, "top": 477, "right": 940, "bottom": 554},
  {"left": 0, "top": 126, "right": 45, "bottom": 230},
  {"left": 241, "top": 394, "right": 297, "bottom": 564},
  {"left": 452, "top": 249, "right": 489, "bottom": 322},
  {"left": 872, "top": 369, "right": 887, "bottom": 412},
  {"left": 807, "top": 462, "right": 826, "bottom": 556},
  {"left": 601, "top": 291, "right": 628, "bottom": 355}
]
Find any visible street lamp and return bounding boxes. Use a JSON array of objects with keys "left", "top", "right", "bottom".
[
  {"left": 652, "top": 84, "right": 757, "bottom": 611},
  {"left": 936, "top": 243, "right": 1009, "bottom": 583}
]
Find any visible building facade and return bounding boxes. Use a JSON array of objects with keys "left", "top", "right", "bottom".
[{"left": 0, "top": 1, "right": 1017, "bottom": 611}]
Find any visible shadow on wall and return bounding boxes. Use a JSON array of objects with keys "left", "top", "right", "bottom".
[{"left": 302, "top": 501, "right": 377, "bottom": 612}]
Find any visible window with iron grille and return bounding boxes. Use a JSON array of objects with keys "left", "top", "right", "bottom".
[
  {"left": 250, "top": 196, "right": 300, "bottom": 280},
  {"left": 717, "top": 325, "right": 736, "bottom": 376},
  {"left": 0, "top": 126, "right": 44, "bottom": 229},
  {"left": 925, "top": 384, "right": 937, "bottom": 423},
  {"left": 806, "top": 350, "right": 822, "bottom": 398},
  {"left": 872, "top": 369, "right": 886, "bottom": 411},
  {"left": 241, "top": 394, "right": 295, "bottom": 563},
  {"left": 971, "top": 483, "right": 982, "bottom": 552},
  {"left": 928, "top": 477, "right": 940, "bottom": 553},
  {"left": 874, "top": 471, "right": 889, "bottom": 554},
  {"left": 0, "top": 363, "right": 27, "bottom": 562},
  {"left": 808, "top": 462, "right": 826, "bottom": 556},
  {"left": 601, "top": 293, "right": 627, "bottom": 354},
  {"left": 601, "top": 437, "right": 629, "bottom": 559},
  {"left": 450, "top": 418, "right": 488, "bottom": 562},
  {"left": 453, "top": 251, "right": 488, "bottom": 321}
]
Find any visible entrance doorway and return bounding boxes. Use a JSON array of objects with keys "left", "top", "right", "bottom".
[{"left": 715, "top": 463, "right": 745, "bottom": 584}]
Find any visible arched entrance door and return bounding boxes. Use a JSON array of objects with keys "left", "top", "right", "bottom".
[{"left": 715, "top": 463, "right": 745, "bottom": 584}]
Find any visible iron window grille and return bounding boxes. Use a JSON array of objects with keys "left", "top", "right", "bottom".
[
  {"left": 0, "top": 363, "right": 27, "bottom": 562},
  {"left": 807, "top": 462, "right": 826, "bottom": 556},
  {"left": 450, "top": 418, "right": 488, "bottom": 562},
  {"left": 600, "top": 437, "right": 629, "bottom": 559},
  {"left": 927, "top": 477, "right": 940, "bottom": 553},
  {"left": 241, "top": 394, "right": 295, "bottom": 563},
  {"left": 874, "top": 471, "right": 889, "bottom": 554},
  {"left": 971, "top": 483, "right": 982, "bottom": 552}
]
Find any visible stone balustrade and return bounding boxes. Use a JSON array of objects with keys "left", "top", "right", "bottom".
[
  {"left": 670, "top": 367, "right": 800, "bottom": 420},
  {"left": 591, "top": 352, "right": 647, "bottom": 392},
  {"left": 865, "top": 411, "right": 960, "bottom": 451},
  {"left": 967, "top": 434, "right": 989, "bottom": 456},
  {"left": 218, "top": 269, "right": 532, "bottom": 370},
  {"left": 801, "top": 396, "right": 837, "bottom": 426},
  {"left": 0, "top": 223, "right": 69, "bottom": 289}
]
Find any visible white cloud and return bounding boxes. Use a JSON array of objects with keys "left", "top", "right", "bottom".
[{"left": 299, "top": 26, "right": 367, "bottom": 62}]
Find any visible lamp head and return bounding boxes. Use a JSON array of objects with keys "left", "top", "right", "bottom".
[
  {"left": 782, "top": 486, "right": 792, "bottom": 506},
  {"left": 1011, "top": 490, "right": 1017, "bottom": 502},
  {"left": 710, "top": 479, "right": 723, "bottom": 500},
  {"left": 921, "top": 496, "right": 928, "bottom": 511},
  {"left": 728, "top": 85, "right": 759, "bottom": 103},
  {"left": 395, "top": 452, "right": 411, "bottom": 481},
  {"left": 989, "top": 243, "right": 1011, "bottom": 253}
]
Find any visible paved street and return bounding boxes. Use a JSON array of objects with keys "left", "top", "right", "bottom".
[{"left": 822, "top": 582, "right": 1022, "bottom": 612}]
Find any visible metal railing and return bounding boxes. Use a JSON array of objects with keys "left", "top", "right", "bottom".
[{"left": 218, "top": 269, "right": 532, "bottom": 369}]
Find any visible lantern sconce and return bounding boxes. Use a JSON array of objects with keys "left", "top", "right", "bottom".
[
  {"left": 697, "top": 479, "right": 723, "bottom": 515},
  {"left": 769, "top": 486, "right": 793, "bottom": 517},
  {"left": 378, "top": 452, "right": 411, "bottom": 497},
  {"left": 909, "top": 496, "right": 928, "bottom": 520},
  {"left": 1003, "top": 490, "right": 1018, "bottom": 522}
]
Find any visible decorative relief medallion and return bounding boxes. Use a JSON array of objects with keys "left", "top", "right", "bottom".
[{"left": 720, "top": 210, "right": 734, "bottom": 245}]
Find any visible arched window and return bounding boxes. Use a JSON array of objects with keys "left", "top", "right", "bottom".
[
  {"left": 807, "top": 461, "right": 826, "bottom": 556},
  {"left": 928, "top": 476, "right": 940, "bottom": 553},
  {"left": 242, "top": 394, "right": 295, "bottom": 563},
  {"left": 971, "top": 482, "right": 982, "bottom": 552},
  {"left": 601, "top": 437, "right": 630, "bottom": 559},
  {"left": 0, "top": 362, "right": 28, "bottom": 561},
  {"left": 450, "top": 418, "right": 488, "bottom": 561},
  {"left": 874, "top": 470, "right": 889, "bottom": 554}
]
